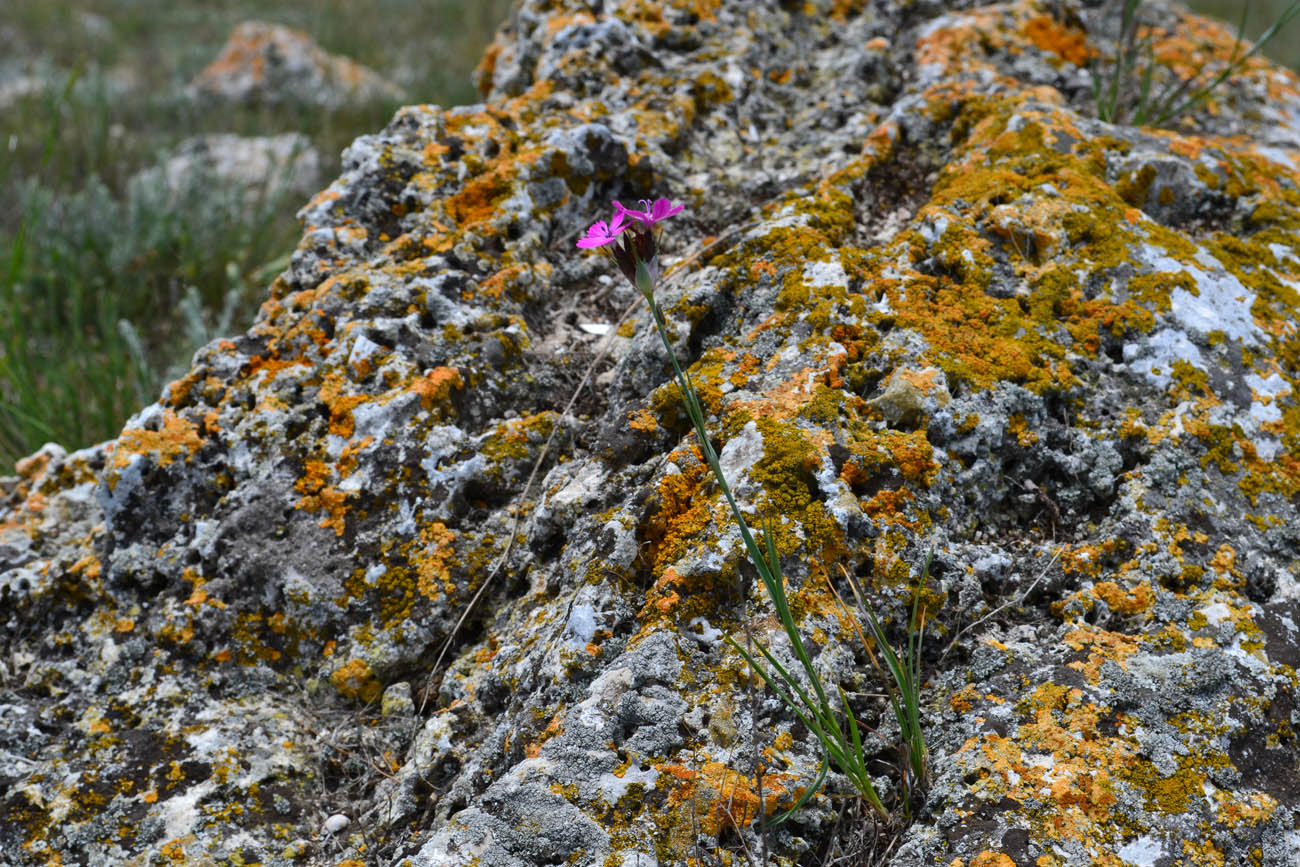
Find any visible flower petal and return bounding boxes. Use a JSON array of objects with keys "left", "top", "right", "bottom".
[
  {"left": 613, "top": 200, "right": 650, "bottom": 224},
  {"left": 650, "top": 199, "right": 684, "bottom": 221},
  {"left": 576, "top": 219, "right": 617, "bottom": 248}
]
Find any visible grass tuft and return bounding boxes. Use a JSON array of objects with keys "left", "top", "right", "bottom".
[
  {"left": 832, "top": 558, "right": 930, "bottom": 817},
  {"left": 1093, "top": 0, "right": 1300, "bottom": 127}
]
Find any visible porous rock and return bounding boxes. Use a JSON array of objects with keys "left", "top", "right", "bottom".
[
  {"left": 4, "top": 0, "right": 1300, "bottom": 864},
  {"left": 189, "top": 20, "right": 404, "bottom": 109}
]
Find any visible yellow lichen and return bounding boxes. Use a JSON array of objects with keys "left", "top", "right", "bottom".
[{"left": 331, "top": 658, "right": 382, "bottom": 703}]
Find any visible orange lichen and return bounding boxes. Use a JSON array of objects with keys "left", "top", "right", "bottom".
[
  {"left": 662, "top": 761, "right": 788, "bottom": 837},
  {"left": 863, "top": 487, "right": 914, "bottom": 521},
  {"left": 415, "top": 521, "right": 457, "bottom": 599},
  {"left": 1007, "top": 414, "right": 1039, "bottom": 447},
  {"left": 112, "top": 410, "right": 204, "bottom": 470},
  {"left": 951, "top": 684, "right": 980, "bottom": 713},
  {"left": 957, "top": 674, "right": 1150, "bottom": 852},
  {"left": 294, "top": 460, "right": 352, "bottom": 537},
  {"left": 1063, "top": 626, "right": 1141, "bottom": 683},
  {"left": 896, "top": 366, "right": 945, "bottom": 396},
  {"left": 14, "top": 450, "right": 54, "bottom": 480},
  {"left": 69, "top": 555, "right": 101, "bottom": 581},
  {"left": 445, "top": 160, "right": 516, "bottom": 231},
  {"left": 477, "top": 264, "right": 529, "bottom": 301},
  {"left": 317, "top": 374, "right": 369, "bottom": 438},
  {"left": 1022, "top": 15, "right": 1091, "bottom": 67},
  {"left": 1209, "top": 544, "right": 1236, "bottom": 578},
  {"left": 639, "top": 445, "right": 714, "bottom": 574},
  {"left": 295, "top": 460, "right": 332, "bottom": 496},
  {"left": 1091, "top": 581, "right": 1155, "bottom": 616},
  {"left": 158, "top": 838, "right": 192, "bottom": 864},
  {"left": 628, "top": 408, "right": 659, "bottom": 433},
  {"left": 411, "top": 366, "right": 464, "bottom": 409}
]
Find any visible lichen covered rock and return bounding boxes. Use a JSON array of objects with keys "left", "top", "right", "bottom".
[
  {"left": 4, "top": 0, "right": 1300, "bottom": 864},
  {"left": 189, "top": 20, "right": 404, "bottom": 109}
]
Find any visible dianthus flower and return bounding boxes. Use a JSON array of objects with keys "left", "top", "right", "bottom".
[
  {"left": 576, "top": 198, "right": 682, "bottom": 298},
  {"left": 614, "top": 198, "right": 684, "bottom": 228},
  {"left": 576, "top": 209, "right": 630, "bottom": 249}
]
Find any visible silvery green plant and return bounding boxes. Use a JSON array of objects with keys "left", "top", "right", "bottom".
[{"left": 577, "top": 199, "right": 928, "bottom": 822}]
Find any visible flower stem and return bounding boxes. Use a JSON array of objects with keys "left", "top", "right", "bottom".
[
  {"left": 645, "top": 293, "right": 893, "bottom": 821},
  {"left": 646, "top": 297, "right": 772, "bottom": 586}
]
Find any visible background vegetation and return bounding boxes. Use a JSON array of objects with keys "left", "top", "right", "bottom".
[
  {"left": 0, "top": 0, "right": 512, "bottom": 467},
  {"left": 1194, "top": 0, "right": 1300, "bottom": 68},
  {"left": 0, "top": 0, "right": 1292, "bottom": 469}
]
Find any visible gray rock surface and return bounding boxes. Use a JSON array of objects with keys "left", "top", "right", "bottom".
[
  {"left": 4, "top": 1, "right": 1300, "bottom": 865},
  {"left": 126, "top": 133, "right": 323, "bottom": 209}
]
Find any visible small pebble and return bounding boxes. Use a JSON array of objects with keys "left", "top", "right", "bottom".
[
  {"left": 323, "top": 814, "right": 349, "bottom": 834},
  {"left": 381, "top": 681, "right": 415, "bottom": 717}
]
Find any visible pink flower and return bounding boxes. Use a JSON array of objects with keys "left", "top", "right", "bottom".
[
  {"left": 614, "top": 198, "right": 684, "bottom": 228},
  {"left": 576, "top": 209, "right": 631, "bottom": 249},
  {"left": 576, "top": 198, "right": 684, "bottom": 298}
]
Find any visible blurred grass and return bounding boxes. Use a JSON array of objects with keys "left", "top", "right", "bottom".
[
  {"left": 0, "top": 0, "right": 513, "bottom": 468},
  {"left": 1188, "top": 0, "right": 1300, "bottom": 68},
  {"left": 1096, "top": 0, "right": 1300, "bottom": 126}
]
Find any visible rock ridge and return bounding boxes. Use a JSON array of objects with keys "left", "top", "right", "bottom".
[{"left": 3, "top": 1, "right": 1300, "bottom": 865}]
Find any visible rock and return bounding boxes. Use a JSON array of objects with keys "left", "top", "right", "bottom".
[
  {"left": 5, "top": 1, "right": 1300, "bottom": 865},
  {"left": 381, "top": 681, "right": 414, "bottom": 717},
  {"left": 132, "top": 133, "right": 323, "bottom": 207},
  {"left": 188, "top": 20, "right": 403, "bottom": 109},
  {"left": 867, "top": 365, "right": 951, "bottom": 427}
]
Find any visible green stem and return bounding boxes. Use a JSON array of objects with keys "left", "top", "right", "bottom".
[
  {"left": 646, "top": 297, "right": 770, "bottom": 585},
  {"left": 645, "top": 292, "right": 837, "bottom": 711},
  {"left": 644, "top": 290, "right": 905, "bottom": 822}
]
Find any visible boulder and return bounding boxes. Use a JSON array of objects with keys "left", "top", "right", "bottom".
[
  {"left": 188, "top": 20, "right": 403, "bottom": 109},
  {"left": 4, "top": 1, "right": 1300, "bottom": 865},
  {"left": 153, "top": 133, "right": 322, "bottom": 206}
]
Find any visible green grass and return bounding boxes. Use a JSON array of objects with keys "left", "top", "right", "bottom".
[
  {"left": 1098, "top": 0, "right": 1300, "bottom": 127},
  {"left": 0, "top": 0, "right": 512, "bottom": 468},
  {"left": 832, "top": 559, "right": 930, "bottom": 817}
]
